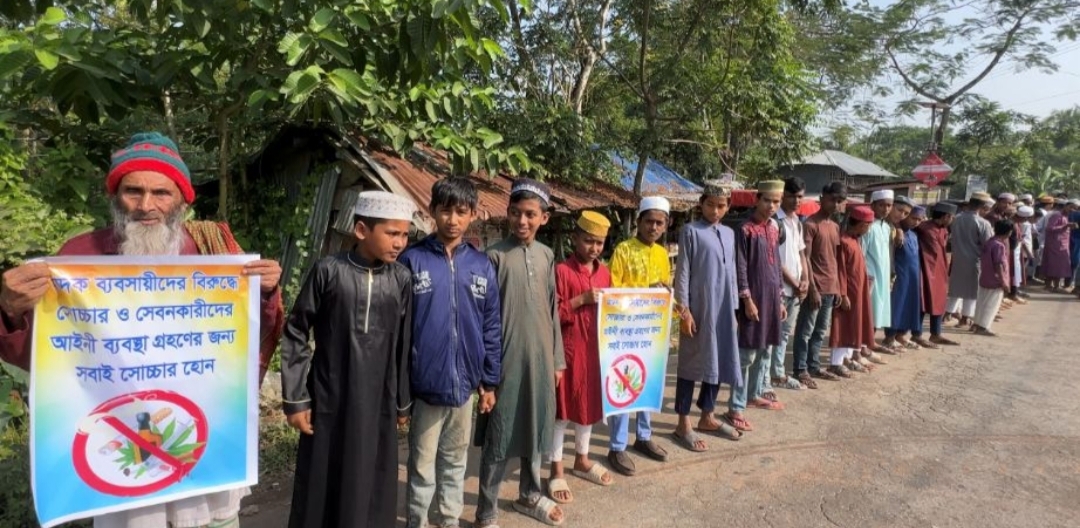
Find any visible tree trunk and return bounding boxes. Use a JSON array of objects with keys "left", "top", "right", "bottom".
[
  {"left": 934, "top": 106, "right": 952, "bottom": 148},
  {"left": 569, "top": 54, "right": 596, "bottom": 114},
  {"left": 507, "top": 0, "right": 541, "bottom": 98},
  {"left": 163, "top": 90, "right": 177, "bottom": 140},
  {"left": 216, "top": 114, "right": 229, "bottom": 220},
  {"left": 633, "top": 150, "right": 649, "bottom": 197},
  {"left": 567, "top": 0, "right": 612, "bottom": 114}
]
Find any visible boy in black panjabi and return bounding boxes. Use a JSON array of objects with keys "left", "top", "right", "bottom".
[{"left": 280, "top": 190, "right": 417, "bottom": 528}]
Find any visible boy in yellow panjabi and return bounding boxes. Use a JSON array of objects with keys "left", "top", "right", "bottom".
[{"left": 604, "top": 196, "right": 672, "bottom": 477}]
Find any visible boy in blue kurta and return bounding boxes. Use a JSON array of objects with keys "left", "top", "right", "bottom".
[
  {"left": 884, "top": 205, "right": 925, "bottom": 351},
  {"left": 672, "top": 182, "right": 742, "bottom": 452}
]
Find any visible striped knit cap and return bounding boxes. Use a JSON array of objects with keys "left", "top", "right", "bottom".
[{"left": 106, "top": 132, "right": 194, "bottom": 203}]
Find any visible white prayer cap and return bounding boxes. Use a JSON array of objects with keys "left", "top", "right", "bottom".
[
  {"left": 1016, "top": 205, "right": 1034, "bottom": 218},
  {"left": 354, "top": 190, "right": 417, "bottom": 221},
  {"left": 638, "top": 196, "right": 671, "bottom": 215},
  {"left": 998, "top": 192, "right": 1017, "bottom": 203},
  {"left": 870, "top": 189, "right": 894, "bottom": 202},
  {"left": 1071, "top": 199, "right": 1080, "bottom": 207},
  {"left": 1019, "top": 193, "right": 1033, "bottom": 201}
]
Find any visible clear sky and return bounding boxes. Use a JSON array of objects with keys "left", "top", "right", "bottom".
[{"left": 828, "top": 0, "right": 1080, "bottom": 130}]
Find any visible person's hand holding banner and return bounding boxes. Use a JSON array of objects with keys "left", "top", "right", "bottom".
[
  {"left": 242, "top": 260, "right": 282, "bottom": 292},
  {"left": 0, "top": 261, "right": 51, "bottom": 320}
]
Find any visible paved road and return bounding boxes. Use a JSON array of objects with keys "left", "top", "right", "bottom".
[{"left": 245, "top": 291, "right": 1080, "bottom": 527}]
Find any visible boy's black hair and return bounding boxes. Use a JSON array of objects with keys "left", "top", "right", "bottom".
[
  {"left": 822, "top": 181, "right": 848, "bottom": 198},
  {"left": 969, "top": 197, "right": 989, "bottom": 207},
  {"left": 353, "top": 215, "right": 391, "bottom": 230},
  {"left": 784, "top": 176, "right": 806, "bottom": 194},
  {"left": 509, "top": 190, "right": 550, "bottom": 211},
  {"left": 931, "top": 210, "right": 950, "bottom": 221},
  {"left": 430, "top": 177, "right": 479, "bottom": 211},
  {"left": 993, "top": 219, "right": 1014, "bottom": 237}
]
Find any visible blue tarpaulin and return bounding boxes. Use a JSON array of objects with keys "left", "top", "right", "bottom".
[{"left": 610, "top": 152, "right": 702, "bottom": 198}]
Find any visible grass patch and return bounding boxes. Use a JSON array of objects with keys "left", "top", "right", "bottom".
[{"left": 259, "top": 417, "right": 299, "bottom": 479}]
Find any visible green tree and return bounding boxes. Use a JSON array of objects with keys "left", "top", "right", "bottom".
[
  {"left": 1, "top": 0, "right": 524, "bottom": 220},
  {"left": 870, "top": 0, "right": 1080, "bottom": 146},
  {"left": 596, "top": 0, "right": 819, "bottom": 192}
]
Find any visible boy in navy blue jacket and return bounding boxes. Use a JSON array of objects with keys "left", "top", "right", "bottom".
[{"left": 399, "top": 177, "right": 502, "bottom": 528}]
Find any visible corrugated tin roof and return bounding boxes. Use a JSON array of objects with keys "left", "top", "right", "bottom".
[
  {"left": 362, "top": 143, "right": 637, "bottom": 225},
  {"left": 610, "top": 152, "right": 702, "bottom": 202},
  {"left": 795, "top": 150, "right": 897, "bottom": 178}
]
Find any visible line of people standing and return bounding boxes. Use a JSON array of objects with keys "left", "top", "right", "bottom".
[{"left": 277, "top": 175, "right": 1047, "bottom": 527}]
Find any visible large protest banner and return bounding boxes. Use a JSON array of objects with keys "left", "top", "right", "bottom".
[
  {"left": 30, "top": 256, "right": 260, "bottom": 527},
  {"left": 597, "top": 288, "right": 673, "bottom": 417}
]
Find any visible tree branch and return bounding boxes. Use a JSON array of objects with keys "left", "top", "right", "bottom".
[
  {"left": 884, "top": 45, "right": 944, "bottom": 102},
  {"left": 600, "top": 53, "right": 645, "bottom": 100},
  {"left": 945, "top": 9, "right": 1030, "bottom": 101},
  {"left": 507, "top": 0, "right": 542, "bottom": 98},
  {"left": 637, "top": 0, "right": 653, "bottom": 98}
]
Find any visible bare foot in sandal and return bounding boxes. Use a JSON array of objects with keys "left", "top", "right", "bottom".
[
  {"left": 673, "top": 427, "right": 708, "bottom": 452},
  {"left": 748, "top": 397, "right": 785, "bottom": 410},
  {"left": 724, "top": 412, "right": 754, "bottom": 431},
  {"left": 696, "top": 412, "right": 723, "bottom": 432},
  {"left": 513, "top": 496, "right": 564, "bottom": 526},
  {"left": 571, "top": 455, "right": 613, "bottom": 486},
  {"left": 547, "top": 461, "right": 573, "bottom": 504}
]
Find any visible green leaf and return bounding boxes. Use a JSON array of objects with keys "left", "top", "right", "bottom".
[
  {"left": 171, "top": 424, "right": 194, "bottom": 448},
  {"left": 247, "top": 89, "right": 274, "bottom": 108},
  {"left": 477, "top": 128, "right": 503, "bottom": 149},
  {"left": 469, "top": 147, "right": 479, "bottom": 171},
  {"left": 279, "top": 33, "right": 313, "bottom": 67},
  {"left": 33, "top": 49, "right": 59, "bottom": 70},
  {"left": 311, "top": 7, "right": 336, "bottom": 33},
  {"left": 134, "top": 465, "right": 147, "bottom": 479},
  {"left": 39, "top": 7, "right": 65, "bottom": 26},
  {"left": 251, "top": 0, "right": 274, "bottom": 12},
  {"left": 168, "top": 441, "right": 205, "bottom": 456},
  {"left": 318, "top": 29, "right": 349, "bottom": 48},
  {"left": 424, "top": 100, "right": 437, "bottom": 122},
  {"left": 480, "top": 39, "right": 503, "bottom": 58},
  {"left": 0, "top": 50, "right": 32, "bottom": 80},
  {"left": 328, "top": 68, "right": 363, "bottom": 89},
  {"left": 346, "top": 11, "right": 371, "bottom": 31},
  {"left": 162, "top": 419, "right": 177, "bottom": 445},
  {"left": 197, "top": 18, "right": 211, "bottom": 38},
  {"left": 319, "top": 37, "right": 353, "bottom": 66}
]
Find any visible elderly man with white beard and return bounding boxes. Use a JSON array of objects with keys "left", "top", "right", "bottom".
[{"left": 0, "top": 132, "right": 285, "bottom": 528}]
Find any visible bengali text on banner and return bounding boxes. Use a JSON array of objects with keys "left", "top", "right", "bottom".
[{"left": 29, "top": 256, "right": 261, "bottom": 528}]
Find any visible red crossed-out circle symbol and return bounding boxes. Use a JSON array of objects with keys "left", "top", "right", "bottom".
[
  {"left": 605, "top": 354, "right": 647, "bottom": 409},
  {"left": 72, "top": 390, "right": 208, "bottom": 497}
]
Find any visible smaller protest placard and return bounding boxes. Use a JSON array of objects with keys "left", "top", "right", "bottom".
[{"left": 596, "top": 288, "right": 673, "bottom": 417}]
